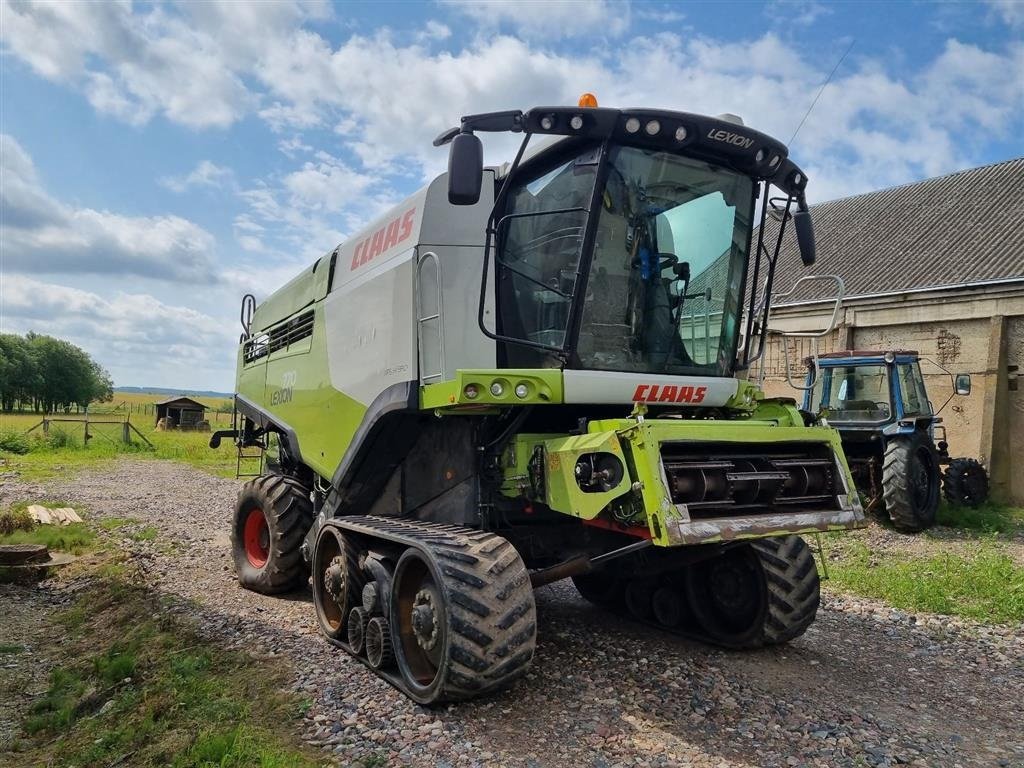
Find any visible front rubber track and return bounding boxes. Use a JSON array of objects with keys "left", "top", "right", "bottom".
[
  {"left": 574, "top": 535, "right": 820, "bottom": 649},
  {"left": 320, "top": 516, "right": 537, "bottom": 705}
]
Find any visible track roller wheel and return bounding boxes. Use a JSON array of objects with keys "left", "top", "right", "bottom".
[
  {"left": 366, "top": 617, "right": 393, "bottom": 669},
  {"left": 652, "top": 587, "right": 684, "bottom": 628},
  {"left": 348, "top": 607, "right": 369, "bottom": 655},
  {"left": 624, "top": 579, "right": 655, "bottom": 621},
  {"left": 312, "top": 526, "right": 366, "bottom": 641},
  {"left": 572, "top": 572, "right": 625, "bottom": 608},
  {"left": 362, "top": 582, "right": 381, "bottom": 614},
  {"left": 231, "top": 474, "right": 312, "bottom": 595},
  {"left": 390, "top": 536, "right": 536, "bottom": 704}
]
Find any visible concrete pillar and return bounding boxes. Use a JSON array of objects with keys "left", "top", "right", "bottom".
[{"left": 979, "top": 316, "right": 1010, "bottom": 502}]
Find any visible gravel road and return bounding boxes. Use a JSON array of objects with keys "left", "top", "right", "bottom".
[{"left": 4, "top": 459, "right": 1023, "bottom": 768}]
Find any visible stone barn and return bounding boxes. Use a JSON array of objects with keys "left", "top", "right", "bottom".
[
  {"left": 154, "top": 397, "right": 208, "bottom": 430},
  {"left": 752, "top": 157, "right": 1024, "bottom": 503}
]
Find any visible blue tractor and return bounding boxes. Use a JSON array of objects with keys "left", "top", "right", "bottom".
[{"left": 803, "top": 350, "right": 988, "bottom": 532}]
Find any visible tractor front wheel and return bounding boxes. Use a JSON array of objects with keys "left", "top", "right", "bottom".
[
  {"left": 882, "top": 433, "right": 940, "bottom": 533},
  {"left": 231, "top": 474, "right": 313, "bottom": 594},
  {"left": 943, "top": 458, "right": 990, "bottom": 508}
]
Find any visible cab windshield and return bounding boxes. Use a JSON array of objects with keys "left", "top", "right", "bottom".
[
  {"left": 496, "top": 143, "right": 753, "bottom": 375},
  {"left": 811, "top": 365, "right": 892, "bottom": 423}
]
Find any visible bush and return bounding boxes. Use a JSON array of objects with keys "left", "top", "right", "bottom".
[
  {"left": 44, "top": 427, "right": 80, "bottom": 450},
  {"left": 0, "top": 506, "right": 35, "bottom": 535},
  {"left": 0, "top": 430, "right": 32, "bottom": 455}
]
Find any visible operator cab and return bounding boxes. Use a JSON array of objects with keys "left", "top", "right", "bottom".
[{"left": 438, "top": 98, "right": 816, "bottom": 387}]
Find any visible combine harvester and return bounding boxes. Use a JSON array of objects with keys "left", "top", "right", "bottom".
[{"left": 213, "top": 95, "right": 865, "bottom": 703}]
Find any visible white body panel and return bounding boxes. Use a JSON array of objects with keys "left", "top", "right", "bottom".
[
  {"left": 325, "top": 250, "right": 416, "bottom": 406},
  {"left": 562, "top": 370, "right": 738, "bottom": 406}
]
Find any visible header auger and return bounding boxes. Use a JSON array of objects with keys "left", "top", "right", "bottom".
[{"left": 214, "top": 97, "right": 865, "bottom": 704}]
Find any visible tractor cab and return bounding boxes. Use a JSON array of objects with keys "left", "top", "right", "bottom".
[
  {"left": 802, "top": 350, "right": 986, "bottom": 532},
  {"left": 804, "top": 350, "right": 947, "bottom": 435}
]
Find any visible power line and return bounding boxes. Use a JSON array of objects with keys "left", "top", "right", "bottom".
[{"left": 789, "top": 38, "right": 856, "bottom": 147}]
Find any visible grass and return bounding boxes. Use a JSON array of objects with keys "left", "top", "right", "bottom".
[
  {"left": 130, "top": 526, "right": 159, "bottom": 542},
  {"left": 10, "top": 578, "right": 322, "bottom": 768},
  {"left": 0, "top": 411, "right": 238, "bottom": 480},
  {"left": 936, "top": 501, "right": 1024, "bottom": 535},
  {"left": 98, "top": 517, "right": 140, "bottom": 530},
  {"left": 826, "top": 538, "right": 1024, "bottom": 624}
]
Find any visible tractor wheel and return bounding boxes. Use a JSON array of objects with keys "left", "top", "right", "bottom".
[
  {"left": 943, "top": 458, "right": 990, "bottom": 508},
  {"left": 882, "top": 433, "right": 940, "bottom": 532},
  {"left": 231, "top": 474, "right": 313, "bottom": 594},
  {"left": 685, "top": 536, "right": 819, "bottom": 648}
]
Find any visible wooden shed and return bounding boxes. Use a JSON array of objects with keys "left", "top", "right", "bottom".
[{"left": 154, "top": 397, "right": 207, "bottom": 429}]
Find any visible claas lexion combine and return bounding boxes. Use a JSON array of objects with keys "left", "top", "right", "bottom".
[{"left": 212, "top": 96, "right": 865, "bottom": 704}]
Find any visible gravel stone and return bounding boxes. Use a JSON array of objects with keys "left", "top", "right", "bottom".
[{"left": 1, "top": 458, "right": 1022, "bottom": 767}]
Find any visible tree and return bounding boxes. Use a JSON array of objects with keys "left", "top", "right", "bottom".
[{"left": 0, "top": 333, "right": 114, "bottom": 412}]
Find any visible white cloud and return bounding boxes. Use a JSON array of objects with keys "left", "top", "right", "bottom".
[
  {"left": 767, "top": 0, "right": 832, "bottom": 27},
  {"left": 0, "top": 135, "right": 218, "bottom": 280},
  {"left": 3, "top": 0, "right": 1019, "bottom": 208},
  {"left": 986, "top": 0, "right": 1024, "bottom": 28},
  {"left": 278, "top": 135, "right": 315, "bottom": 158},
  {"left": 442, "top": 0, "right": 631, "bottom": 38},
  {"left": 0, "top": 274, "right": 234, "bottom": 389},
  {"left": 159, "top": 160, "right": 234, "bottom": 193},
  {"left": 635, "top": 7, "right": 686, "bottom": 24},
  {"left": 1, "top": 0, "right": 257, "bottom": 128},
  {"left": 417, "top": 20, "right": 452, "bottom": 42}
]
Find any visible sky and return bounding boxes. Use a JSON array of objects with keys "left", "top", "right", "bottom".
[{"left": 1, "top": 0, "right": 1022, "bottom": 392}]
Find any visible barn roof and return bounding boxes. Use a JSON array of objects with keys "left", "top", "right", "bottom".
[
  {"left": 762, "top": 156, "right": 1024, "bottom": 305},
  {"left": 154, "top": 397, "right": 207, "bottom": 409}
]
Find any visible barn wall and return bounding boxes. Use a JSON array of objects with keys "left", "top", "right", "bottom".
[
  {"left": 1006, "top": 317, "right": 1024, "bottom": 504},
  {"left": 752, "top": 283, "right": 1024, "bottom": 503}
]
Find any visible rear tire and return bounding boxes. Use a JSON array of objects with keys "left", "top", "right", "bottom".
[
  {"left": 943, "top": 458, "right": 989, "bottom": 508},
  {"left": 882, "top": 433, "right": 940, "bottom": 532},
  {"left": 231, "top": 474, "right": 313, "bottom": 594}
]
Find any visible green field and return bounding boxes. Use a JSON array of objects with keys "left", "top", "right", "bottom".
[{"left": 0, "top": 393, "right": 240, "bottom": 480}]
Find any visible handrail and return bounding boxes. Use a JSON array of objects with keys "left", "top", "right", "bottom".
[
  {"left": 417, "top": 251, "right": 446, "bottom": 383},
  {"left": 762, "top": 274, "right": 846, "bottom": 391}
]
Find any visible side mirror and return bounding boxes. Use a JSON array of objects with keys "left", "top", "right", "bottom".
[
  {"left": 447, "top": 132, "right": 483, "bottom": 205},
  {"left": 793, "top": 209, "right": 816, "bottom": 266},
  {"left": 954, "top": 373, "right": 971, "bottom": 395}
]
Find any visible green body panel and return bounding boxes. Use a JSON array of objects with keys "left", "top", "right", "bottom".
[
  {"left": 238, "top": 306, "right": 367, "bottom": 479},
  {"left": 249, "top": 257, "right": 329, "bottom": 333},
  {"left": 500, "top": 398, "right": 862, "bottom": 547},
  {"left": 500, "top": 431, "right": 633, "bottom": 520},
  {"left": 421, "top": 369, "right": 564, "bottom": 409}
]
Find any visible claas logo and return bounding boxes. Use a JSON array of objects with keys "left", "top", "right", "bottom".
[
  {"left": 351, "top": 208, "right": 416, "bottom": 270},
  {"left": 632, "top": 384, "right": 707, "bottom": 404}
]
